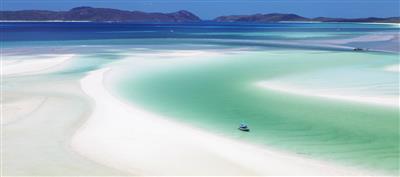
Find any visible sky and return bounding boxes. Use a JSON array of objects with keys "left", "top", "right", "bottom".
[{"left": 1, "top": 0, "right": 399, "bottom": 20}]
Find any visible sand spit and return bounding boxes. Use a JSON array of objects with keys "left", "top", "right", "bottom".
[{"left": 71, "top": 68, "right": 373, "bottom": 175}]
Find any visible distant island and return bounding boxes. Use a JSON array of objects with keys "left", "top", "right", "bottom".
[
  {"left": 1, "top": 6, "right": 399, "bottom": 23},
  {"left": 214, "top": 13, "right": 400, "bottom": 23},
  {"left": 0, "top": 7, "right": 201, "bottom": 22}
]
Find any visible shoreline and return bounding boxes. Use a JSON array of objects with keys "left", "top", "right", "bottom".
[
  {"left": 71, "top": 67, "right": 377, "bottom": 175},
  {"left": 2, "top": 55, "right": 125, "bottom": 175},
  {"left": 2, "top": 54, "right": 75, "bottom": 76},
  {"left": 384, "top": 64, "right": 400, "bottom": 72},
  {"left": 256, "top": 81, "right": 399, "bottom": 107}
]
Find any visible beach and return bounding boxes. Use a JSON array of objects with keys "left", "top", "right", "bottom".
[
  {"left": 2, "top": 50, "right": 375, "bottom": 176},
  {"left": 2, "top": 22, "right": 399, "bottom": 176},
  {"left": 256, "top": 81, "right": 399, "bottom": 107},
  {"left": 2, "top": 54, "right": 75, "bottom": 76},
  {"left": 71, "top": 67, "right": 371, "bottom": 175},
  {"left": 2, "top": 53, "right": 126, "bottom": 176}
]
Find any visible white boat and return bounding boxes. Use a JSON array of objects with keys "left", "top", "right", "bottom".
[{"left": 238, "top": 123, "right": 250, "bottom": 132}]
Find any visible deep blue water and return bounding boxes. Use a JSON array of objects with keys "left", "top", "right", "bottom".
[
  {"left": 2, "top": 22, "right": 399, "bottom": 53},
  {"left": 1, "top": 22, "right": 398, "bottom": 42}
]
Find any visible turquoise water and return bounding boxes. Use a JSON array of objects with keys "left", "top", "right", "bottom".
[
  {"left": 3, "top": 22, "right": 399, "bottom": 175},
  {"left": 117, "top": 50, "right": 399, "bottom": 174}
]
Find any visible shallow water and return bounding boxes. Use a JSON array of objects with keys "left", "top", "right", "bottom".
[
  {"left": 116, "top": 50, "right": 399, "bottom": 173},
  {"left": 2, "top": 22, "right": 399, "bottom": 175}
]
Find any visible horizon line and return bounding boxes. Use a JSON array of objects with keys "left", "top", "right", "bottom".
[{"left": 1, "top": 6, "right": 399, "bottom": 20}]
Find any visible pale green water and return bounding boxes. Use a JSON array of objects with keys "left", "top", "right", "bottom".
[
  {"left": 117, "top": 50, "right": 399, "bottom": 174},
  {"left": 3, "top": 22, "right": 399, "bottom": 175}
]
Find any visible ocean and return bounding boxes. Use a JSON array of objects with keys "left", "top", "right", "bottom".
[{"left": 2, "top": 22, "right": 399, "bottom": 174}]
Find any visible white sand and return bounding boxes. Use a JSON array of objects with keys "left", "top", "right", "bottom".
[
  {"left": 71, "top": 68, "right": 373, "bottom": 175},
  {"left": 2, "top": 54, "right": 75, "bottom": 76},
  {"left": 257, "top": 81, "right": 399, "bottom": 107},
  {"left": 1, "top": 50, "right": 132, "bottom": 175},
  {"left": 1, "top": 93, "right": 47, "bottom": 125},
  {"left": 2, "top": 68, "right": 125, "bottom": 175},
  {"left": 384, "top": 64, "right": 400, "bottom": 73}
]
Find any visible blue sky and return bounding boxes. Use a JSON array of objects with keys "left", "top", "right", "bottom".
[{"left": 1, "top": 0, "right": 399, "bottom": 19}]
